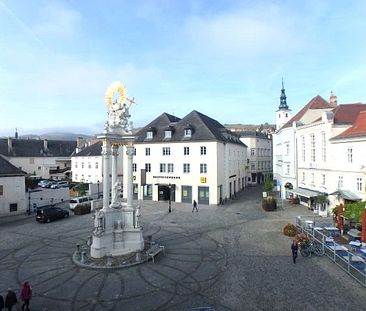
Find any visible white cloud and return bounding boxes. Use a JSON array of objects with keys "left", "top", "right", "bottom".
[
  {"left": 183, "top": 5, "right": 303, "bottom": 58},
  {"left": 32, "top": 2, "right": 82, "bottom": 38}
]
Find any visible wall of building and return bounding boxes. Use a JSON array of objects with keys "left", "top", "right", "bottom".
[
  {"left": 126, "top": 140, "right": 246, "bottom": 205},
  {"left": 6, "top": 156, "right": 58, "bottom": 179},
  {"left": 0, "top": 176, "right": 26, "bottom": 216}
]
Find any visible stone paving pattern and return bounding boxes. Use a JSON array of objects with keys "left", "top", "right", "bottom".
[{"left": 1, "top": 186, "right": 366, "bottom": 310}]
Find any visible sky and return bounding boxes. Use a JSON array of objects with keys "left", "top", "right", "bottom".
[{"left": 1, "top": 0, "right": 366, "bottom": 137}]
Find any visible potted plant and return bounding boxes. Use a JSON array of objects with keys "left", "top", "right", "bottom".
[
  {"left": 262, "top": 176, "right": 277, "bottom": 211},
  {"left": 283, "top": 223, "right": 297, "bottom": 237}
]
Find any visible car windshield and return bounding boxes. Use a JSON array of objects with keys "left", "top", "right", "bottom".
[{"left": 70, "top": 199, "right": 78, "bottom": 204}]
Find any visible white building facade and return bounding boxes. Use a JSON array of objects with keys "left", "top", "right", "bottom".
[
  {"left": 0, "top": 138, "right": 76, "bottom": 180},
  {"left": 273, "top": 87, "right": 366, "bottom": 214},
  {"left": 240, "top": 131, "right": 272, "bottom": 185},
  {"left": 0, "top": 157, "right": 26, "bottom": 216},
  {"left": 126, "top": 111, "right": 247, "bottom": 205}
]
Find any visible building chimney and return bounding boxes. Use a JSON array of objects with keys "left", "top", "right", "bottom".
[
  {"left": 76, "top": 136, "right": 84, "bottom": 154},
  {"left": 7, "top": 137, "right": 13, "bottom": 153},
  {"left": 329, "top": 91, "right": 338, "bottom": 107},
  {"left": 43, "top": 139, "right": 48, "bottom": 152}
]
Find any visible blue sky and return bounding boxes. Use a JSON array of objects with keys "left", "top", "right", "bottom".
[{"left": 1, "top": 0, "right": 366, "bottom": 136}]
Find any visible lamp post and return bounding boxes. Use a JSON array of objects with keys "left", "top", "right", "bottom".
[
  {"left": 28, "top": 188, "right": 31, "bottom": 215},
  {"left": 97, "top": 180, "right": 100, "bottom": 199},
  {"left": 168, "top": 183, "right": 172, "bottom": 213}
]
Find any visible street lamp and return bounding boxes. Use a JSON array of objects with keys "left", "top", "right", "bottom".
[
  {"left": 97, "top": 180, "right": 100, "bottom": 199},
  {"left": 168, "top": 183, "right": 172, "bottom": 213},
  {"left": 28, "top": 188, "right": 31, "bottom": 215}
]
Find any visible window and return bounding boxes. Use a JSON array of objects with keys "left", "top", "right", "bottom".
[
  {"left": 147, "top": 131, "right": 153, "bottom": 139},
  {"left": 160, "top": 163, "right": 166, "bottom": 173},
  {"left": 75, "top": 174, "right": 78, "bottom": 180},
  {"left": 88, "top": 162, "right": 91, "bottom": 169},
  {"left": 286, "top": 144, "right": 290, "bottom": 156},
  {"left": 183, "top": 163, "right": 190, "bottom": 173},
  {"left": 9, "top": 203, "right": 17, "bottom": 212},
  {"left": 286, "top": 164, "right": 290, "bottom": 175},
  {"left": 184, "top": 147, "right": 189, "bottom": 155},
  {"left": 310, "top": 134, "right": 315, "bottom": 162},
  {"left": 75, "top": 162, "right": 78, "bottom": 168},
  {"left": 311, "top": 173, "right": 315, "bottom": 184},
  {"left": 165, "top": 130, "right": 172, "bottom": 139},
  {"left": 357, "top": 177, "right": 363, "bottom": 191},
  {"left": 251, "top": 163, "right": 255, "bottom": 170},
  {"left": 38, "top": 166, "right": 41, "bottom": 170},
  {"left": 321, "top": 132, "right": 326, "bottom": 162},
  {"left": 251, "top": 148, "right": 255, "bottom": 156},
  {"left": 322, "top": 174, "right": 325, "bottom": 185},
  {"left": 302, "top": 172, "right": 305, "bottom": 182},
  {"left": 95, "top": 162, "right": 98, "bottom": 169},
  {"left": 145, "top": 163, "right": 151, "bottom": 172},
  {"left": 162, "top": 147, "right": 170, "bottom": 156},
  {"left": 0, "top": 185, "right": 3, "bottom": 195},
  {"left": 347, "top": 148, "right": 353, "bottom": 163},
  {"left": 167, "top": 163, "right": 174, "bottom": 173},
  {"left": 29, "top": 158, "right": 34, "bottom": 164},
  {"left": 184, "top": 129, "right": 192, "bottom": 137},
  {"left": 301, "top": 136, "right": 305, "bottom": 162},
  {"left": 200, "top": 146, "right": 206, "bottom": 155},
  {"left": 133, "top": 163, "right": 137, "bottom": 172},
  {"left": 338, "top": 176, "right": 343, "bottom": 189},
  {"left": 133, "top": 148, "right": 136, "bottom": 155},
  {"left": 200, "top": 163, "right": 207, "bottom": 174},
  {"left": 81, "top": 162, "right": 84, "bottom": 169},
  {"left": 145, "top": 148, "right": 150, "bottom": 156}
]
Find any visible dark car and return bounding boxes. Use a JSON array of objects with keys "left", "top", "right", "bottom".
[{"left": 36, "top": 207, "right": 69, "bottom": 223}]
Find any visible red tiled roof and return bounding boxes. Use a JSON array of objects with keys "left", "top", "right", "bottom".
[
  {"left": 333, "top": 110, "right": 366, "bottom": 139},
  {"left": 332, "top": 103, "right": 366, "bottom": 124},
  {"left": 282, "top": 95, "right": 332, "bottom": 128}
]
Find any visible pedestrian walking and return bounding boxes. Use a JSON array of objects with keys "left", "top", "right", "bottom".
[
  {"left": 192, "top": 200, "right": 198, "bottom": 212},
  {"left": 291, "top": 240, "right": 298, "bottom": 264},
  {"left": 0, "top": 294, "right": 4, "bottom": 311},
  {"left": 20, "top": 281, "right": 32, "bottom": 311},
  {"left": 4, "top": 288, "right": 17, "bottom": 311}
]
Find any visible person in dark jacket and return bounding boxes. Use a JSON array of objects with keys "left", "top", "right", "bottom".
[
  {"left": 291, "top": 240, "right": 299, "bottom": 264},
  {"left": 5, "top": 288, "right": 17, "bottom": 311},
  {"left": 0, "top": 294, "right": 4, "bottom": 311},
  {"left": 192, "top": 200, "right": 198, "bottom": 212}
]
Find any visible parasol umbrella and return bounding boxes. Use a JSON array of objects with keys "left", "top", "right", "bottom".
[
  {"left": 361, "top": 209, "right": 366, "bottom": 243},
  {"left": 337, "top": 204, "right": 344, "bottom": 231}
]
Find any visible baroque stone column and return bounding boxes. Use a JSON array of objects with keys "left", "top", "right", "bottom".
[
  {"left": 126, "top": 144, "right": 134, "bottom": 209},
  {"left": 102, "top": 140, "right": 111, "bottom": 210},
  {"left": 111, "top": 144, "right": 119, "bottom": 207}
]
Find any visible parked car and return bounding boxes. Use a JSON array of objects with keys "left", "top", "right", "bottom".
[
  {"left": 36, "top": 207, "right": 69, "bottom": 223},
  {"left": 50, "top": 181, "right": 69, "bottom": 189},
  {"left": 74, "top": 203, "right": 91, "bottom": 215},
  {"left": 69, "top": 196, "right": 93, "bottom": 211},
  {"left": 38, "top": 180, "right": 50, "bottom": 187}
]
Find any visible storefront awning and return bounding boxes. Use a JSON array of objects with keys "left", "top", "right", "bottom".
[
  {"left": 288, "top": 188, "right": 321, "bottom": 198},
  {"left": 329, "top": 190, "right": 362, "bottom": 201}
]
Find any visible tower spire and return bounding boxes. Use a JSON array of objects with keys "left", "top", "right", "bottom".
[{"left": 279, "top": 78, "right": 288, "bottom": 110}]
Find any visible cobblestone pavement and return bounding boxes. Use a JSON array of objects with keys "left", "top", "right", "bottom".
[{"left": 1, "top": 186, "right": 365, "bottom": 311}]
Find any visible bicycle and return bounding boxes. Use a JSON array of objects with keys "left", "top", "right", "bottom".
[{"left": 300, "top": 240, "right": 324, "bottom": 257}]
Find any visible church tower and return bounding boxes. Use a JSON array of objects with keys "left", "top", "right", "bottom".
[{"left": 276, "top": 79, "right": 291, "bottom": 130}]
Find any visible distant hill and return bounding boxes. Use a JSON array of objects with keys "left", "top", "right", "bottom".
[
  {"left": 19, "top": 132, "right": 93, "bottom": 141},
  {"left": 225, "top": 123, "right": 275, "bottom": 132}
]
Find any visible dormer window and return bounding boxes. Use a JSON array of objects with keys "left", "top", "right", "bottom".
[
  {"left": 147, "top": 131, "right": 153, "bottom": 139},
  {"left": 184, "top": 129, "right": 192, "bottom": 137},
  {"left": 146, "top": 126, "right": 156, "bottom": 139},
  {"left": 165, "top": 130, "right": 172, "bottom": 139},
  {"left": 164, "top": 126, "right": 173, "bottom": 139},
  {"left": 184, "top": 124, "right": 194, "bottom": 137}
]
